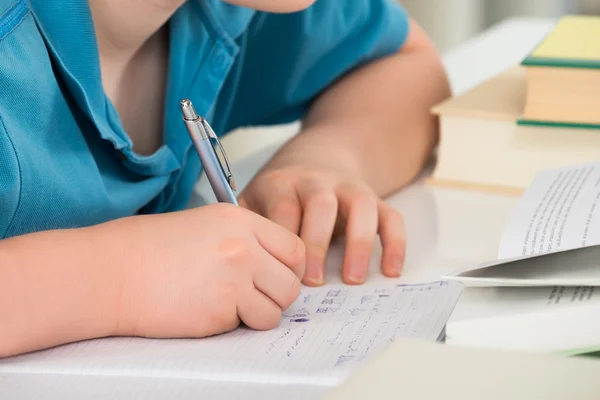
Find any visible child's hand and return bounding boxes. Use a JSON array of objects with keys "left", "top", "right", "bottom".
[
  {"left": 238, "top": 153, "right": 405, "bottom": 286},
  {"left": 116, "top": 204, "right": 306, "bottom": 339}
]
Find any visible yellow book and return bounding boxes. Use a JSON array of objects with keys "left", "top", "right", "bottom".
[
  {"left": 524, "top": 15, "right": 600, "bottom": 66},
  {"left": 521, "top": 15, "right": 600, "bottom": 126}
]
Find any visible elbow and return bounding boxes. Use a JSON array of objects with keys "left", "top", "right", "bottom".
[
  {"left": 0, "top": 342, "right": 14, "bottom": 359},
  {"left": 0, "top": 335, "right": 21, "bottom": 359},
  {"left": 404, "top": 18, "right": 452, "bottom": 101}
]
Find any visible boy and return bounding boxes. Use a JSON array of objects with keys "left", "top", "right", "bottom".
[{"left": 0, "top": 0, "right": 450, "bottom": 357}]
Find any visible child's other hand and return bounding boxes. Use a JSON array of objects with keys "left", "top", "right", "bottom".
[
  {"left": 238, "top": 156, "right": 405, "bottom": 286},
  {"left": 117, "top": 204, "right": 305, "bottom": 338}
]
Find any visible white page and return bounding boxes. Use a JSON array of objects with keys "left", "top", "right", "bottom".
[
  {"left": 446, "top": 285, "right": 600, "bottom": 352},
  {"left": 445, "top": 243, "right": 600, "bottom": 287},
  {"left": 498, "top": 161, "right": 600, "bottom": 259},
  {"left": 450, "top": 285, "right": 600, "bottom": 321},
  {"left": 0, "top": 281, "right": 461, "bottom": 388}
]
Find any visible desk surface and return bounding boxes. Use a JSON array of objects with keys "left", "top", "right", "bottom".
[{"left": 193, "top": 17, "right": 556, "bottom": 287}]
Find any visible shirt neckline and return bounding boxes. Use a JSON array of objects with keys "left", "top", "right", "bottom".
[{"left": 28, "top": 0, "right": 254, "bottom": 176}]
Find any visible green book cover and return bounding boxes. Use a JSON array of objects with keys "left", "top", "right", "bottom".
[
  {"left": 559, "top": 347, "right": 600, "bottom": 358},
  {"left": 521, "top": 15, "right": 600, "bottom": 70},
  {"left": 517, "top": 118, "right": 600, "bottom": 130}
]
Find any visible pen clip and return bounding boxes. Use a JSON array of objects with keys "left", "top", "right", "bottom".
[{"left": 200, "top": 119, "right": 237, "bottom": 192}]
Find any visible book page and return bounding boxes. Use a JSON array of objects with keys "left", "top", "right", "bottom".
[
  {"left": 446, "top": 285, "right": 600, "bottom": 353},
  {"left": 451, "top": 285, "right": 600, "bottom": 323},
  {"left": 0, "top": 281, "right": 461, "bottom": 388},
  {"left": 498, "top": 162, "right": 600, "bottom": 259}
]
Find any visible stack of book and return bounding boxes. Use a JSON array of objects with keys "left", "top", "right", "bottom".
[
  {"left": 428, "top": 15, "right": 600, "bottom": 195},
  {"left": 427, "top": 14, "right": 600, "bottom": 358}
]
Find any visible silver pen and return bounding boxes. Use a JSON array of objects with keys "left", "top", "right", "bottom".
[{"left": 180, "top": 99, "right": 238, "bottom": 205}]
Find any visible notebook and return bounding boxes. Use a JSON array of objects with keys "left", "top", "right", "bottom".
[{"left": 0, "top": 281, "right": 461, "bottom": 399}]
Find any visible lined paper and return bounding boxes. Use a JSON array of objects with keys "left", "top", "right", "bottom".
[{"left": 0, "top": 281, "right": 461, "bottom": 387}]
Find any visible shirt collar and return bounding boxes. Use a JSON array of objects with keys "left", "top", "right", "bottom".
[
  {"left": 195, "top": 0, "right": 255, "bottom": 43},
  {"left": 29, "top": 0, "right": 255, "bottom": 171},
  {"left": 29, "top": 0, "right": 130, "bottom": 150}
]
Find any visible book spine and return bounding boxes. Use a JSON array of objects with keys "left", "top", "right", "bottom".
[
  {"left": 521, "top": 56, "right": 600, "bottom": 70},
  {"left": 516, "top": 118, "right": 600, "bottom": 130}
]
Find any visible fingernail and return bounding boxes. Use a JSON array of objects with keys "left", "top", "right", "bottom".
[
  {"left": 304, "top": 276, "right": 324, "bottom": 286},
  {"left": 304, "top": 278, "right": 324, "bottom": 287},
  {"left": 347, "top": 259, "right": 366, "bottom": 284},
  {"left": 304, "top": 259, "right": 324, "bottom": 286},
  {"left": 390, "top": 256, "right": 404, "bottom": 277}
]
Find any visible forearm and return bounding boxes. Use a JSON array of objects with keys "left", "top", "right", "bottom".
[
  {"left": 297, "top": 20, "right": 450, "bottom": 197},
  {"left": 0, "top": 218, "right": 141, "bottom": 357}
]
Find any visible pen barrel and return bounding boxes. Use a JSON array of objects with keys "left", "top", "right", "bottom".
[{"left": 185, "top": 121, "right": 238, "bottom": 205}]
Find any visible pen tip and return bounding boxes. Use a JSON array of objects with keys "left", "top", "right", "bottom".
[{"left": 180, "top": 99, "right": 198, "bottom": 120}]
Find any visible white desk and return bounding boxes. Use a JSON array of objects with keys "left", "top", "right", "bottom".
[{"left": 192, "top": 17, "right": 556, "bottom": 286}]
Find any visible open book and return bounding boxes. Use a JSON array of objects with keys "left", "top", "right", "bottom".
[
  {"left": 445, "top": 161, "right": 600, "bottom": 286},
  {"left": 443, "top": 161, "right": 600, "bottom": 353},
  {"left": 0, "top": 281, "right": 461, "bottom": 399}
]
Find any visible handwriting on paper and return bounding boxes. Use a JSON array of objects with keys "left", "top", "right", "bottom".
[
  {"left": 0, "top": 281, "right": 461, "bottom": 386},
  {"left": 226, "top": 280, "right": 462, "bottom": 379}
]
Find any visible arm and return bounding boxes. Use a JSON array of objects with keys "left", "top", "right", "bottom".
[
  {"left": 239, "top": 18, "right": 450, "bottom": 285},
  {"left": 0, "top": 205, "right": 306, "bottom": 358},
  {"left": 273, "top": 19, "right": 451, "bottom": 197},
  {"left": 0, "top": 219, "right": 138, "bottom": 358}
]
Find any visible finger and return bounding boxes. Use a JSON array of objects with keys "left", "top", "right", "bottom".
[
  {"left": 252, "top": 215, "right": 306, "bottom": 281},
  {"left": 237, "top": 289, "right": 282, "bottom": 331},
  {"left": 378, "top": 201, "right": 406, "bottom": 277},
  {"left": 244, "top": 177, "right": 302, "bottom": 235},
  {"left": 253, "top": 252, "right": 302, "bottom": 310},
  {"left": 296, "top": 182, "right": 338, "bottom": 287},
  {"left": 266, "top": 191, "right": 302, "bottom": 235},
  {"left": 237, "top": 195, "right": 251, "bottom": 210},
  {"left": 336, "top": 186, "right": 379, "bottom": 285}
]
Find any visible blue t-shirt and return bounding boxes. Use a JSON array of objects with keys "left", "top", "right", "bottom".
[{"left": 0, "top": 0, "right": 410, "bottom": 238}]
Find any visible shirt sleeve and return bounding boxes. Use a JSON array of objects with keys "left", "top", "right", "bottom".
[{"left": 223, "top": 0, "right": 411, "bottom": 132}]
